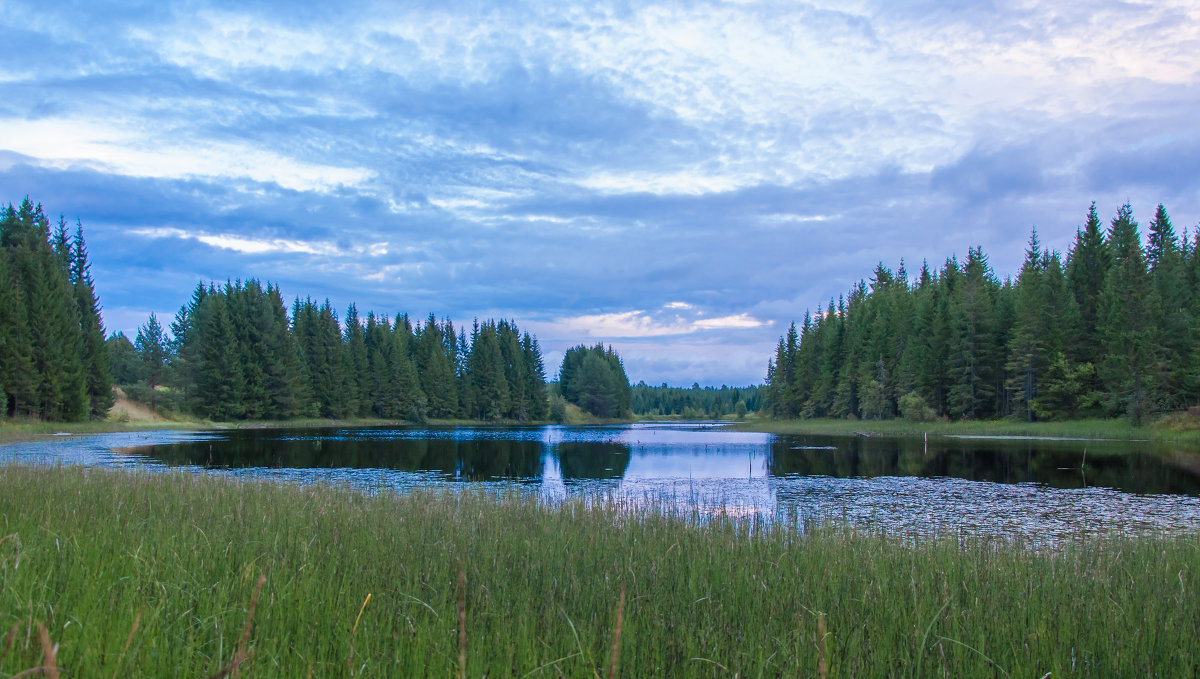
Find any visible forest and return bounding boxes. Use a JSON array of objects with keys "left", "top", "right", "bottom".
[
  {"left": 110, "top": 283, "right": 551, "bottom": 423},
  {"left": 632, "top": 382, "right": 763, "bottom": 419},
  {"left": 0, "top": 199, "right": 111, "bottom": 421},
  {"left": 765, "top": 202, "right": 1200, "bottom": 424}
]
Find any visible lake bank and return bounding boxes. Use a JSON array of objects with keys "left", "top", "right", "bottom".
[
  {"left": 0, "top": 416, "right": 565, "bottom": 445},
  {"left": 733, "top": 415, "right": 1200, "bottom": 443},
  {"left": 1, "top": 465, "right": 1195, "bottom": 677}
]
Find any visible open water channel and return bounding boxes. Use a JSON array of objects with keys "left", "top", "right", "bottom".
[{"left": 5, "top": 421, "right": 1200, "bottom": 541}]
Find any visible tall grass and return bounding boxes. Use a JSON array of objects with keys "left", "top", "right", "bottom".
[{"left": 0, "top": 465, "right": 1197, "bottom": 677}]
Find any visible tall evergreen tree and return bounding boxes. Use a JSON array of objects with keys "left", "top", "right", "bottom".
[
  {"left": 343, "top": 304, "right": 370, "bottom": 417},
  {"left": 947, "top": 248, "right": 997, "bottom": 419},
  {"left": 1145, "top": 204, "right": 1191, "bottom": 407},
  {"left": 70, "top": 221, "right": 113, "bottom": 418},
  {"left": 0, "top": 242, "right": 35, "bottom": 416},
  {"left": 135, "top": 313, "right": 169, "bottom": 390},
  {"left": 1097, "top": 204, "right": 1157, "bottom": 423}
]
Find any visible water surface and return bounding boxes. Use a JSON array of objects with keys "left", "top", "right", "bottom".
[{"left": 4, "top": 422, "right": 1200, "bottom": 541}]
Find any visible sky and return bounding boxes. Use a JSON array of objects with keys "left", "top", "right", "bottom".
[{"left": 2, "top": 0, "right": 1198, "bottom": 386}]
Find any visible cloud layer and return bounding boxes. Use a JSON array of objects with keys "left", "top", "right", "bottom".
[{"left": 2, "top": 0, "right": 1198, "bottom": 385}]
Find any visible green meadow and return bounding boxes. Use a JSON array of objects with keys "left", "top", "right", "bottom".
[{"left": 1, "top": 465, "right": 1197, "bottom": 677}]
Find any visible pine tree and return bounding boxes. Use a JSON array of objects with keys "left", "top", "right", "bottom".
[
  {"left": 260, "top": 284, "right": 310, "bottom": 418},
  {"left": 468, "top": 322, "right": 509, "bottom": 420},
  {"left": 16, "top": 200, "right": 87, "bottom": 420},
  {"left": 521, "top": 332, "right": 549, "bottom": 420},
  {"left": 947, "top": 249, "right": 996, "bottom": 419},
  {"left": 70, "top": 221, "right": 113, "bottom": 418},
  {"left": 1065, "top": 202, "right": 1110, "bottom": 366},
  {"left": 416, "top": 315, "right": 460, "bottom": 418},
  {"left": 1006, "top": 233, "right": 1048, "bottom": 421},
  {"left": 0, "top": 245, "right": 35, "bottom": 417},
  {"left": 1145, "top": 204, "right": 1191, "bottom": 408},
  {"left": 135, "top": 313, "right": 169, "bottom": 389},
  {"left": 343, "top": 304, "right": 370, "bottom": 417},
  {"left": 1098, "top": 204, "right": 1157, "bottom": 423},
  {"left": 193, "top": 293, "right": 245, "bottom": 420}
]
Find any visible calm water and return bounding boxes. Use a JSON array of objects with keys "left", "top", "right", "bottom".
[{"left": 5, "top": 422, "right": 1200, "bottom": 541}]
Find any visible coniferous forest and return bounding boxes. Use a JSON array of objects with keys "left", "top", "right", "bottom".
[
  {"left": 0, "top": 199, "right": 112, "bottom": 421},
  {"left": 765, "top": 202, "right": 1200, "bottom": 424},
  {"left": 113, "top": 283, "right": 552, "bottom": 423}
]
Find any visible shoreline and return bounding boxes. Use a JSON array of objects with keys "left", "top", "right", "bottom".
[{"left": 729, "top": 416, "right": 1200, "bottom": 444}]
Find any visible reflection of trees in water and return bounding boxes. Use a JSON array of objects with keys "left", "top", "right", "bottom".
[
  {"left": 133, "top": 430, "right": 544, "bottom": 480},
  {"left": 555, "top": 442, "right": 631, "bottom": 480},
  {"left": 768, "top": 436, "right": 1200, "bottom": 495}
]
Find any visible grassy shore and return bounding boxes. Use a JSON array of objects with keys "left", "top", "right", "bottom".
[
  {"left": 1, "top": 466, "right": 1196, "bottom": 677},
  {"left": 733, "top": 414, "right": 1200, "bottom": 443}
]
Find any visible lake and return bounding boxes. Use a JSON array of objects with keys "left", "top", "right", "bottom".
[{"left": 5, "top": 421, "right": 1200, "bottom": 541}]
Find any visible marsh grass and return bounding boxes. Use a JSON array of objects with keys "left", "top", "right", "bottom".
[{"left": 0, "top": 465, "right": 1197, "bottom": 677}]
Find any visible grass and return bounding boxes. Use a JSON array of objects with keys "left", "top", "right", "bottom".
[
  {"left": 1, "top": 466, "right": 1198, "bottom": 677},
  {"left": 733, "top": 414, "right": 1200, "bottom": 443}
]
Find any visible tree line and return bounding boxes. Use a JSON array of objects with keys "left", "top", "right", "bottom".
[
  {"left": 765, "top": 203, "right": 1200, "bottom": 424},
  {"left": 112, "top": 281, "right": 551, "bottom": 422},
  {"left": 0, "top": 199, "right": 111, "bottom": 421},
  {"left": 632, "top": 383, "right": 762, "bottom": 419}
]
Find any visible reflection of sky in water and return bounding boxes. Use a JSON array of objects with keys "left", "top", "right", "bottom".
[{"left": 3, "top": 424, "right": 1200, "bottom": 543}]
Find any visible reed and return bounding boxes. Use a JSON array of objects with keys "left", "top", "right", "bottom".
[{"left": 0, "top": 465, "right": 1197, "bottom": 677}]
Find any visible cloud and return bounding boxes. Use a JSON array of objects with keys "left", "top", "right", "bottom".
[
  {"left": 1, "top": 0, "right": 1198, "bottom": 385},
  {"left": 529, "top": 307, "right": 768, "bottom": 340}
]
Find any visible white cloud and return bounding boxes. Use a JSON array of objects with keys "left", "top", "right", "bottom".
[
  {"left": 0, "top": 117, "right": 372, "bottom": 192},
  {"left": 130, "top": 227, "right": 340, "bottom": 256},
  {"left": 530, "top": 307, "right": 767, "bottom": 340}
]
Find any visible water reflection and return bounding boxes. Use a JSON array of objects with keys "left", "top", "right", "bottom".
[
  {"left": 556, "top": 442, "right": 631, "bottom": 480},
  {"left": 5, "top": 422, "right": 1200, "bottom": 541},
  {"left": 140, "top": 429, "right": 547, "bottom": 481},
  {"left": 769, "top": 435, "right": 1200, "bottom": 496}
]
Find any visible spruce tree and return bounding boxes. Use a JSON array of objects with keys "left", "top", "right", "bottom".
[
  {"left": 467, "top": 322, "right": 509, "bottom": 420},
  {"left": 416, "top": 315, "right": 459, "bottom": 418},
  {"left": 1145, "top": 204, "right": 1191, "bottom": 407},
  {"left": 343, "top": 304, "right": 370, "bottom": 417},
  {"left": 1065, "top": 202, "right": 1110, "bottom": 366},
  {"left": 1098, "top": 204, "right": 1157, "bottom": 423},
  {"left": 135, "top": 313, "right": 169, "bottom": 390},
  {"left": 70, "top": 221, "right": 114, "bottom": 418},
  {"left": 521, "top": 332, "right": 549, "bottom": 420},
  {"left": 946, "top": 249, "right": 996, "bottom": 419},
  {"left": 0, "top": 244, "right": 35, "bottom": 417},
  {"left": 193, "top": 293, "right": 245, "bottom": 420}
]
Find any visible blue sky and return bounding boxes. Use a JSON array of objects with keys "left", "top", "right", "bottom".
[{"left": 2, "top": 0, "right": 1198, "bottom": 386}]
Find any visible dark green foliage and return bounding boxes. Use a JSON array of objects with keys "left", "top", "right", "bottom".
[
  {"left": 0, "top": 198, "right": 109, "bottom": 422},
  {"left": 466, "top": 321, "right": 510, "bottom": 420},
  {"left": 415, "top": 314, "right": 459, "bottom": 418},
  {"left": 559, "top": 344, "right": 631, "bottom": 418},
  {"left": 107, "top": 332, "right": 139, "bottom": 385},
  {"left": 768, "top": 202, "right": 1200, "bottom": 424},
  {"left": 70, "top": 222, "right": 113, "bottom": 418},
  {"left": 0, "top": 244, "right": 35, "bottom": 417},
  {"left": 293, "top": 299, "right": 350, "bottom": 418},
  {"left": 342, "top": 304, "right": 370, "bottom": 417},
  {"left": 632, "top": 382, "right": 762, "bottom": 418},
  {"left": 135, "top": 313, "right": 169, "bottom": 389}
]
